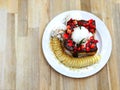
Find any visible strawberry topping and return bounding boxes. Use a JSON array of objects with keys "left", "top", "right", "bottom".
[
  {"left": 63, "top": 33, "right": 69, "bottom": 39},
  {"left": 90, "top": 43, "right": 96, "bottom": 49},
  {"left": 67, "top": 29, "right": 72, "bottom": 34},
  {"left": 62, "top": 18, "right": 98, "bottom": 55},
  {"left": 86, "top": 47, "right": 90, "bottom": 52}
]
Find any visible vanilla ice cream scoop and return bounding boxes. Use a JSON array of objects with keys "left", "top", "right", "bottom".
[{"left": 72, "top": 26, "right": 89, "bottom": 44}]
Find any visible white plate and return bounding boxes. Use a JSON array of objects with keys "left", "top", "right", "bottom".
[{"left": 42, "top": 10, "right": 112, "bottom": 78}]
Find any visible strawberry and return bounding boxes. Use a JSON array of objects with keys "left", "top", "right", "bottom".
[
  {"left": 63, "top": 33, "right": 69, "bottom": 39},
  {"left": 90, "top": 29, "right": 95, "bottom": 33},
  {"left": 67, "top": 19, "right": 73, "bottom": 25},
  {"left": 73, "top": 49, "right": 77, "bottom": 53},
  {"left": 85, "top": 26, "right": 89, "bottom": 29},
  {"left": 73, "top": 20, "right": 77, "bottom": 25},
  {"left": 87, "top": 39, "right": 91, "bottom": 43},
  {"left": 94, "top": 40, "right": 98, "bottom": 43},
  {"left": 67, "top": 39, "right": 72, "bottom": 43},
  {"left": 77, "top": 21, "right": 81, "bottom": 26},
  {"left": 67, "top": 29, "right": 72, "bottom": 34},
  {"left": 86, "top": 47, "right": 90, "bottom": 52},
  {"left": 68, "top": 42, "right": 73, "bottom": 46},
  {"left": 86, "top": 43, "right": 90, "bottom": 47},
  {"left": 91, "top": 39, "right": 95, "bottom": 43},
  {"left": 90, "top": 43, "right": 95, "bottom": 49},
  {"left": 83, "top": 22, "right": 89, "bottom": 27},
  {"left": 77, "top": 47, "right": 81, "bottom": 51},
  {"left": 71, "top": 23, "right": 76, "bottom": 28},
  {"left": 90, "top": 36, "right": 94, "bottom": 40},
  {"left": 80, "top": 45, "right": 85, "bottom": 50},
  {"left": 90, "top": 24, "right": 96, "bottom": 29},
  {"left": 67, "top": 25, "right": 71, "bottom": 29},
  {"left": 88, "top": 19, "right": 93, "bottom": 24},
  {"left": 74, "top": 46, "right": 77, "bottom": 50},
  {"left": 67, "top": 39, "right": 73, "bottom": 47}
]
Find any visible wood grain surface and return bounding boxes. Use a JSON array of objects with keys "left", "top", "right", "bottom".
[{"left": 0, "top": 0, "right": 120, "bottom": 90}]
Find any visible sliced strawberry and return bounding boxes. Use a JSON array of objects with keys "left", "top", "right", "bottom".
[
  {"left": 90, "top": 36, "right": 94, "bottom": 40},
  {"left": 67, "top": 25, "right": 71, "bottom": 29},
  {"left": 74, "top": 46, "right": 77, "bottom": 50},
  {"left": 86, "top": 47, "right": 90, "bottom": 52},
  {"left": 85, "top": 26, "right": 89, "bottom": 29},
  {"left": 88, "top": 19, "right": 93, "bottom": 24},
  {"left": 90, "top": 43, "right": 95, "bottom": 49},
  {"left": 73, "top": 49, "right": 77, "bottom": 53},
  {"left": 63, "top": 33, "right": 69, "bottom": 39},
  {"left": 94, "top": 40, "right": 98, "bottom": 43},
  {"left": 67, "top": 19, "right": 76, "bottom": 28},
  {"left": 71, "top": 23, "right": 76, "bottom": 28},
  {"left": 83, "top": 22, "right": 89, "bottom": 27},
  {"left": 67, "top": 39, "right": 73, "bottom": 47},
  {"left": 77, "top": 21, "right": 81, "bottom": 26},
  {"left": 80, "top": 45, "right": 85, "bottom": 50},
  {"left": 86, "top": 43, "right": 90, "bottom": 47},
  {"left": 67, "top": 19, "right": 73, "bottom": 25},
  {"left": 77, "top": 47, "right": 81, "bottom": 51},
  {"left": 87, "top": 40, "right": 91, "bottom": 44},
  {"left": 91, "top": 39, "right": 95, "bottom": 43},
  {"left": 90, "top": 29, "right": 95, "bottom": 33},
  {"left": 67, "top": 29, "right": 72, "bottom": 34},
  {"left": 90, "top": 24, "right": 96, "bottom": 29},
  {"left": 67, "top": 39, "right": 72, "bottom": 43},
  {"left": 68, "top": 42, "right": 73, "bottom": 46},
  {"left": 73, "top": 20, "right": 77, "bottom": 25}
]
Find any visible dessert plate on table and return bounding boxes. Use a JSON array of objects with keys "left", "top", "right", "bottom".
[{"left": 42, "top": 10, "right": 112, "bottom": 78}]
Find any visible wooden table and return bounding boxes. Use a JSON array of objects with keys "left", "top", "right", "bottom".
[{"left": 0, "top": 0, "right": 120, "bottom": 90}]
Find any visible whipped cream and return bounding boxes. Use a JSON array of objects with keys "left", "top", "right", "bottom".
[{"left": 72, "top": 26, "right": 93, "bottom": 44}]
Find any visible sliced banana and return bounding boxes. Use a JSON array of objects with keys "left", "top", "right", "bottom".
[{"left": 51, "top": 37, "right": 101, "bottom": 68}]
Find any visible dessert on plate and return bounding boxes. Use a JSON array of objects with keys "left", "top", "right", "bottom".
[
  {"left": 50, "top": 14, "right": 100, "bottom": 68},
  {"left": 63, "top": 19, "right": 98, "bottom": 57}
]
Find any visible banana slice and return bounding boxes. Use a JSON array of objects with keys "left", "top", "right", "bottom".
[
  {"left": 54, "top": 50, "right": 62, "bottom": 57},
  {"left": 51, "top": 37, "right": 101, "bottom": 68},
  {"left": 57, "top": 54, "right": 66, "bottom": 61}
]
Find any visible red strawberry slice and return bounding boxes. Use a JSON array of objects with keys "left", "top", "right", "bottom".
[
  {"left": 85, "top": 26, "right": 89, "bottom": 29},
  {"left": 90, "top": 36, "right": 94, "bottom": 40},
  {"left": 73, "top": 47, "right": 77, "bottom": 53},
  {"left": 67, "top": 39, "right": 73, "bottom": 47},
  {"left": 88, "top": 19, "right": 93, "bottom": 24},
  {"left": 67, "top": 25, "right": 71, "bottom": 29},
  {"left": 91, "top": 39, "right": 95, "bottom": 43},
  {"left": 77, "top": 47, "right": 81, "bottom": 51},
  {"left": 90, "top": 24, "right": 96, "bottom": 29},
  {"left": 80, "top": 45, "right": 85, "bottom": 50},
  {"left": 74, "top": 46, "right": 77, "bottom": 50},
  {"left": 67, "top": 39, "right": 72, "bottom": 43},
  {"left": 90, "top": 43, "right": 95, "bottom": 49},
  {"left": 77, "top": 21, "right": 81, "bottom": 26},
  {"left": 93, "top": 40, "right": 98, "bottom": 44},
  {"left": 86, "top": 47, "right": 90, "bottom": 52},
  {"left": 83, "top": 23, "right": 89, "bottom": 27},
  {"left": 86, "top": 43, "right": 90, "bottom": 47},
  {"left": 68, "top": 42, "right": 73, "bottom": 46},
  {"left": 73, "top": 20, "right": 77, "bottom": 25},
  {"left": 67, "top": 29, "right": 72, "bottom": 34},
  {"left": 90, "top": 29, "right": 95, "bottom": 33},
  {"left": 63, "top": 33, "right": 69, "bottom": 39},
  {"left": 73, "top": 49, "right": 77, "bottom": 53}
]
